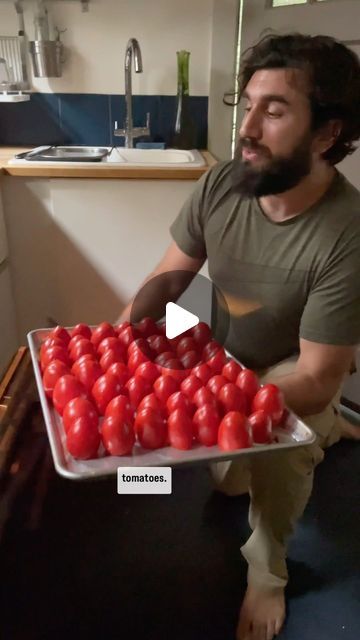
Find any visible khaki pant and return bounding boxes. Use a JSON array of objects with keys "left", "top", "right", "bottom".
[{"left": 209, "top": 356, "right": 343, "bottom": 589}]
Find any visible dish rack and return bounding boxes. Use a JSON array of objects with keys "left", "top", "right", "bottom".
[{"left": 0, "top": 35, "right": 30, "bottom": 102}]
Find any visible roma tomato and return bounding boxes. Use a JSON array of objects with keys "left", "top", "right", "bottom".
[
  {"left": 134, "top": 361, "right": 160, "bottom": 385},
  {"left": 135, "top": 317, "right": 158, "bottom": 338},
  {"left": 252, "top": 384, "right": 285, "bottom": 426},
  {"left": 41, "top": 345, "right": 70, "bottom": 370},
  {"left": 49, "top": 325, "right": 71, "bottom": 346},
  {"left": 248, "top": 410, "right": 272, "bottom": 444},
  {"left": 176, "top": 337, "right": 198, "bottom": 358},
  {"left": 167, "top": 409, "right": 193, "bottom": 450},
  {"left": 40, "top": 337, "right": 66, "bottom": 358},
  {"left": 154, "top": 351, "right": 176, "bottom": 366},
  {"left": 236, "top": 369, "right": 260, "bottom": 407},
  {"left": 218, "top": 411, "right": 252, "bottom": 451},
  {"left": 192, "top": 363, "right": 212, "bottom": 385},
  {"left": 137, "top": 393, "right": 167, "bottom": 418},
  {"left": 191, "top": 322, "right": 212, "bottom": 347},
  {"left": 166, "top": 391, "right": 194, "bottom": 416},
  {"left": 53, "top": 374, "right": 88, "bottom": 416},
  {"left": 100, "top": 349, "right": 124, "bottom": 372},
  {"left": 222, "top": 360, "right": 242, "bottom": 383},
  {"left": 118, "top": 325, "right": 141, "bottom": 348},
  {"left": 97, "top": 336, "right": 124, "bottom": 357},
  {"left": 153, "top": 375, "right": 179, "bottom": 404},
  {"left": 180, "top": 374, "right": 203, "bottom": 400},
  {"left": 91, "top": 322, "right": 115, "bottom": 348},
  {"left": 42, "top": 359, "right": 70, "bottom": 398},
  {"left": 127, "top": 338, "right": 152, "bottom": 358},
  {"left": 135, "top": 408, "right": 167, "bottom": 449},
  {"left": 202, "top": 340, "right": 222, "bottom": 361},
  {"left": 68, "top": 334, "right": 85, "bottom": 352},
  {"left": 102, "top": 415, "right": 135, "bottom": 456},
  {"left": 207, "top": 348, "right": 227, "bottom": 374},
  {"left": 127, "top": 349, "right": 150, "bottom": 374},
  {"left": 71, "top": 353, "right": 97, "bottom": 375},
  {"left": 147, "top": 334, "right": 170, "bottom": 355},
  {"left": 70, "top": 338, "right": 96, "bottom": 362},
  {"left": 180, "top": 350, "right": 200, "bottom": 370},
  {"left": 70, "top": 323, "right": 92, "bottom": 340},
  {"left": 114, "top": 320, "right": 130, "bottom": 335},
  {"left": 92, "top": 373, "right": 126, "bottom": 415},
  {"left": 73, "top": 359, "right": 103, "bottom": 392},
  {"left": 63, "top": 397, "right": 98, "bottom": 434},
  {"left": 207, "top": 374, "right": 227, "bottom": 396},
  {"left": 193, "top": 404, "right": 221, "bottom": 446},
  {"left": 106, "top": 362, "right": 130, "bottom": 386},
  {"left": 193, "top": 386, "right": 218, "bottom": 410},
  {"left": 161, "top": 360, "right": 187, "bottom": 382},
  {"left": 217, "top": 383, "right": 247, "bottom": 414},
  {"left": 105, "top": 394, "right": 134, "bottom": 424},
  {"left": 66, "top": 416, "right": 100, "bottom": 459},
  {"left": 125, "top": 375, "right": 152, "bottom": 408}
]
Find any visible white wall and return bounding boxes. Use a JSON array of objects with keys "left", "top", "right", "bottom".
[
  {"left": 238, "top": 0, "right": 360, "bottom": 188},
  {"left": 0, "top": 0, "right": 213, "bottom": 95}
]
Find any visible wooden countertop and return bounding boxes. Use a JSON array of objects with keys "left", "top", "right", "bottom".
[{"left": 0, "top": 147, "right": 217, "bottom": 179}]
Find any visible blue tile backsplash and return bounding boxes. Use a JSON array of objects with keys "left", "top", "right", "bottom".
[{"left": 0, "top": 93, "right": 208, "bottom": 148}]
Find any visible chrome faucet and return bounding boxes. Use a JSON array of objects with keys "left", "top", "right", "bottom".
[{"left": 114, "top": 38, "right": 150, "bottom": 148}]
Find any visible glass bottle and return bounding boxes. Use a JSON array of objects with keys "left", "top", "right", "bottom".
[{"left": 172, "top": 50, "right": 197, "bottom": 149}]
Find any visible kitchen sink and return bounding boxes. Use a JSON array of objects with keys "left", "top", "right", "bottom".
[{"left": 10, "top": 146, "right": 206, "bottom": 167}]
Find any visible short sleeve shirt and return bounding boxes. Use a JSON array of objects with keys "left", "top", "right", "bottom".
[{"left": 170, "top": 161, "right": 360, "bottom": 369}]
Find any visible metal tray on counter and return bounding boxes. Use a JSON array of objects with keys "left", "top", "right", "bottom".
[
  {"left": 28, "top": 328, "right": 316, "bottom": 481},
  {"left": 15, "top": 146, "right": 110, "bottom": 162}
]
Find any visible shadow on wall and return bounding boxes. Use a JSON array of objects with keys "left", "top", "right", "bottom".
[{"left": 2, "top": 180, "right": 126, "bottom": 340}]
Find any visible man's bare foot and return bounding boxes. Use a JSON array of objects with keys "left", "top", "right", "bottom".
[
  {"left": 236, "top": 584, "right": 285, "bottom": 640},
  {"left": 340, "top": 417, "right": 360, "bottom": 440}
]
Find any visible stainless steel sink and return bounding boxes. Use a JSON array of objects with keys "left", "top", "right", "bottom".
[{"left": 15, "top": 146, "right": 110, "bottom": 162}]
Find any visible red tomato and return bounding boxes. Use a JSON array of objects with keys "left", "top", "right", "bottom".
[
  {"left": 100, "top": 349, "right": 124, "bottom": 372},
  {"left": 153, "top": 375, "right": 179, "bottom": 404},
  {"left": 157, "top": 321, "right": 166, "bottom": 334},
  {"left": 114, "top": 320, "right": 130, "bottom": 335},
  {"left": 106, "top": 362, "right": 130, "bottom": 386},
  {"left": 236, "top": 369, "right": 260, "bottom": 407},
  {"left": 125, "top": 375, "right": 152, "bottom": 408},
  {"left": 118, "top": 325, "right": 141, "bottom": 348},
  {"left": 92, "top": 373, "right": 126, "bottom": 415},
  {"left": 193, "top": 404, "right": 221, "bottom": 446},
  {"left": 217, "top": 383, "right": 247, "bottom": 414},
  {"left": 192, "top": 363, "right": 212, "bottom": 385},
  {"left": 68, "top": 334, "right": 85, "bottom": 352},
  {"left": 167, "top": 409, "right": 193, "bottom": 450},
  {"left": 49, "top": 325, "right": 71, "bottom": 346},
  {"left": 222, "top": 360, "right": 242, "bottom": 383},
  {"left": 137, "top": 393, "right": 167, "bottom": 418},
  {"left": 147, "top": 334, "right": 170, "bottom": 355},
  {"left": 70, "top": 323, "right": 92, "bottom": 340},
  {"left": 71, "top": 353, "right": 97, "bottom": 376},
  {"left": 134, "top": 361, "right": 160, "bottom": 385},
  {"left": 70, "top": 338, "right": 96, "bottom": 362},
  {"left": 176, "top": 337, "right": 198, "bottom": 358},
  {"left": 135, "top": 408, "right": 167, "bottom": 449},
  {"left": 252, "top": 384, "right": 285, "bottom": 426},
  {"left": 207, "top": 348, "right": 227, "bottom": 374},
  {"left": 180, "top": 374, "right": 203, "bottom": 399},
  {"left": 42, "top": 359, "right": 70, "bottom": 398},
  {"left": 73, "top": 359, "right": 103, "bottom": 392},
  {"left": 66, "top": 416, "right": 100, "bottom": 459},
  {"left": 161, "top": 360, "right": 187, "bottom": 382},
  {"left": 63, "top": 397, "right": 99, "bottom": 434},
  {"left": 135, "top": 317, "right": 158, "bottom": 338},
  {"left": 41, "top": 345, "right": 70, "bottom": 370},
  {"left": 248, "top": 410, "right": 272, "bottom": 444},
  {"left": 191, "top": 322, "right": 212, "bottom": 347},
  {"left": 127, "top": 349, "right": 150, "bottom": 374},
  {"left": 207, "top": 374, "right": 227, "bottom": 396},
  {"left": 218, "top": 412, "right": 252, "bottom": 451},
  {"left": 166, "top": 391, "right": 193, "bottom": 416},
  {"left": 53, "top": 374, "right": 88, "bottom": 416},
  {"left": 97, "top": 336, "right": 124, "bottom": 357},
  {"left": 105, "top": 394, "right": 134, "bottom": 424},
  {"left": 193, "top": 386, "right": 218, "bottom": 410},
  {"left": 202, "top": 340, "right": 222, "bottom": 361},
  {"left": 40, "top": 336, "right": 66, "bottom": 358},
  {"left": 102, "top": 415, "right": 135, "bottom": 456},
  {"left": 154, "top": 351, "right": 176, "bottom": 367},
  {"left": 127, "top": 338, "right": 152, "bottom": 358},
  {"left": 91, "top": 322, "right": 115, "bottom": 348},
  {"left": 180, "top": 350, "right": 200, "bottom": 370}
]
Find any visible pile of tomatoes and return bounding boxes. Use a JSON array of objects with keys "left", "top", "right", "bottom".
[{"left": 39, "top": 319, "right": 285, "bottom": 461}]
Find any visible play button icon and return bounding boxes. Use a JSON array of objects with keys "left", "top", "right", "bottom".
[{"left": 165, "top": 302, "right": 199, "bottom": 340}]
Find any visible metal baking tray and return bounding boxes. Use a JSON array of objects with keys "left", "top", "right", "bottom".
[
  {"left": 15, "top": 146, "right": 110, "bottom": 162},
  {"left": 28, "top": 328, "right": 316, "bottom": 481}
]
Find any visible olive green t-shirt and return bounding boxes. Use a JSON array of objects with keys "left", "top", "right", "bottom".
[{"left": 170, "top": 161, "right": 360, "bottom": 369}]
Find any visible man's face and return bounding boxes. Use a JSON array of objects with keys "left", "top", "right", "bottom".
[{"left": 232, "top": 68, "right": 315, "bottom": 197}]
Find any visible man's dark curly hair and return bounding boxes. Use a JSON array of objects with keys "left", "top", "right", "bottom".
[{"left": 236, "top": 33, "right": 360, "bottom": 165}]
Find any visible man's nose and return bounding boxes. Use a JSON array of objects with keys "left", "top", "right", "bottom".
[{"left": 239, "top": 108, "right": 262, "bottom": 141}]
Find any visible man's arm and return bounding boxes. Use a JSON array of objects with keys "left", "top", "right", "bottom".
[
  {"left": 268, "top": 338, "right": 355, "bottom": 417},
  {"left": 117, "top": 241, "right": 205, "bottom": 323}
]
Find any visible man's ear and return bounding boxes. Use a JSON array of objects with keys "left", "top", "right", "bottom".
[{"left": 314, "top": 119, "right": 343, "bottom": 155}]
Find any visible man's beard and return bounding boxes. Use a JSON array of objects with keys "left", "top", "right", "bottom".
[{"left": 231, "top": 134, "right": 313, "bottom": 197}]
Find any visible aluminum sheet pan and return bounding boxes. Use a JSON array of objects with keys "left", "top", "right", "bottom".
[{"left": 28, "top": 328, "right": 316, "bottom": 481}]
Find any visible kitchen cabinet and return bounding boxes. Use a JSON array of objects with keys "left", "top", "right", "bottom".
[{"left": 0, "top": 184, "right": 18, "bottom": 374}]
